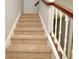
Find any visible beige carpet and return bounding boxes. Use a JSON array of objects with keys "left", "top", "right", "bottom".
[{"left": 6, "top": 14, "right": 52, "bottom": 59}]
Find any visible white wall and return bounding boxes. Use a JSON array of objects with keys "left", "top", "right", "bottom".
[
  {"left": 23, "top": 0, "right": 39, "bottom": 14},
  {"left": 55, "top": 0, "right": 73, "bottom": 10},
  {"left": 39, "top": 0, "right": 49, "bottom": 32},
  {"left": 5, "top": 0, "right": 23, "bottom": 39},
  {"left": 39, "top": 0, "right": 53, "bottom": 33},
  {"left": 39, "top": 1, "right": 56, "bottom": 59}
]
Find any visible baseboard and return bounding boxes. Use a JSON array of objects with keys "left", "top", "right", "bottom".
[
  {"left": 39, "top": 12, "right": 60, "bottom": 59},
  {"left": 5, "top": 11, "right": 21, "bottom": 48}
]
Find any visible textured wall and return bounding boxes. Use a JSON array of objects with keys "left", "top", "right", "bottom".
[
  {"left": 55, "top": 0, "right": 73, "bottom": 10},
  {"left": 23, "top": 0, "right": 39, "bottom": 13},
  {"left": 39, "top": 0, "right": 49, "bottom": 32},
  {"left": 5, "top": 0, "right": 23, "bottom": 39}
]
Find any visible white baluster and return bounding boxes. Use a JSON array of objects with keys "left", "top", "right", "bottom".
[
  {"left": 62, "top": 15, "right": 69, "bottom": 59},
  {"left": 51, "top": 6, "right": 54, "bottom": 36},
  {"left": 67, "top": 19, "right": 73, "bottom": 59},
  {"left": 58, "top": 11, "right": 63, "bottom": 43},
  {"left": 58, "top": 11, "right": 63, "bottom": 51},
  {"left": 64, "top": 15, "right": 69, "bottom": 56},
  {"left": 54, "top": 8, "right": 58, "bottom": 43},
  {"left": 55, "top": 8, "right": 58, "bottom": 36}
]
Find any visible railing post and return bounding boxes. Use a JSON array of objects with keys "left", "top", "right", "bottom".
[
  {"left": 67, "top": 19, "right": 73, "bottom": 59},
  {"left": 64, "top": 15, "right": 69, "bottom": 53},
  {"left": 58, "top": 11, "right": 63, "bottom": 51},
  {"left": 58, "top": 11, "right": 63, "bottom": 43},
  {"left": 55, "top": 8, "right": 58, "bottom": 37},
  {"left": 51, "top": 6, "right": 54, "bottom": 36},
  {"left": 63, "top": 15, "right": 69, "bottom": 59},
  {"left": 54, "top": 8, "right": 58, "bottom": 43}
]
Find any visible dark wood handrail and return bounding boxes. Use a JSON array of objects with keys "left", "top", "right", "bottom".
[{"left": 42, "top": 0, "right": 73, "bottom": 18}]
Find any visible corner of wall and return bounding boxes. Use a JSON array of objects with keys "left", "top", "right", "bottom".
[{"left": 5, "top": 11, "right": 21, "bottom": 48}]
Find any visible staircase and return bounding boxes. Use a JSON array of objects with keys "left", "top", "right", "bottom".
[{"left": 6, "top": 14, "right": 52, "bottom": 59}]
